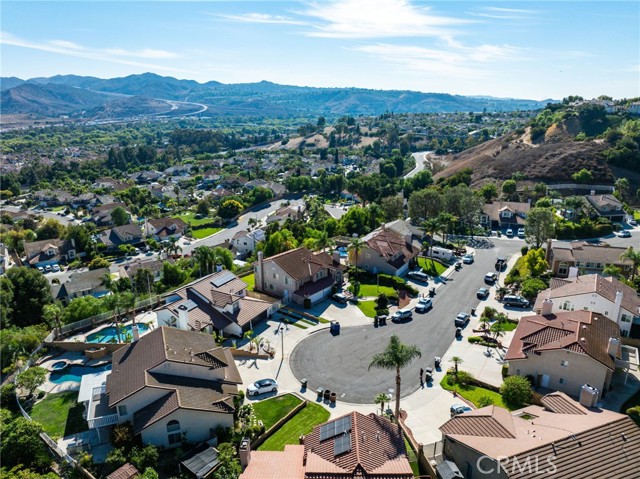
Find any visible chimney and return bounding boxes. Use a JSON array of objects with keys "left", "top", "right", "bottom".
[
  {"left": 239, "top": 437, "right": 251, "bottom": 469},
  {"left": 613, "top": 291, "right": 623, "bottom": 320},
  {"left": 381, "top": 223, "right": 386, "bottom": 231},
  {"left": 568, "top": 266, "right": 579, "bottom": 278},
  {"left": 607, "top": 337, "right": 621, "bottom": 358},
  {"left": 545, "top": 238, "right": 553, "bottom": 262},
  {"left": 132, "top": 324, "right": 140, "bottom": 342},
  {"left": 541, "top": 298, "right": 553, "bottom": 316},
  {"left": 590, "top": 190, "right": 595, "bottom": 196},
  {"left": 404, "top": 232, "right": 412, "bottom": 247},
  {"left": 257, "top": 251, "right": 265, "bottom": 292},
  {"left": 177, "top": 306, "right": 188, "bottom": 330},
  {"left": 333, "top": 250, "right": 341, "bottom": 264}
]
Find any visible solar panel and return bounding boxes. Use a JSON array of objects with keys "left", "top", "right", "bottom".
[
  {"left": 334, "top": 433, "right": 351, "bottom": 456},
  {"left": 211, "top": 270, "right": 235, "bottom": 287},
  {"left": 319, "top": 416, "right": 352, "bottom": 442}
]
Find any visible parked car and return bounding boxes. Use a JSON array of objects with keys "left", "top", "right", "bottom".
[
  {"left": 52, "top": 264, "right": 61, "bottom": 272},
  {"left": 628, "top": 218, "right": 638, "bottom": 226},
  {"left": 517, "top": 228, "right": 525, "bottom": 238},
  {"left": 462, "top": 254, "right": 474, "bottom": 264},
  {"left": 44, "top": 265, "right": 52, "bottom": 273},
  {"left": 455, "top": 312, "right": 470, "bottom": 327},
  {"left": 450, "top": 404, "right": 473, "bottom": 417},
  {"left": 616, "top": 230, "right": 631, "bottom": 238},
  {"left": 391, "top": 308, "right": 413, "bottom": 322},
  {"left": 477, "top": 287, "right": 490, "bottom": 299},
  {"left": 495, "top": 257, "right": 507, "bottom": 271},
  {"left": 415, "top": 298, "right": 433, "bottom": 313},
  {"left": 503, "top": 295, "right": 530, "bottom": 308},
  {"left": 37, "top": 266, "right": 45, "bottom": 273},
  {"left": 505, "top": 228, "right": 514, "bottom": 237},
  {"left": 184, "top": 240, "right": 191, "bottom": 245},
  {"left": 407, "top": 270, "right": 429, "bottom": 283},
  {"left": 484, "top": 272, "right": 498, "bottom": 284},
  {"left": 247, "top": 378, "right": 278, "bottom": 396},
  {"left": 332, "top": 292, "right": 348, "bottom": 304}
]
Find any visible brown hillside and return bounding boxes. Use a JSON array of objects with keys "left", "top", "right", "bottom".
[{"left": 434, "top": 126, "right": 614, "bottom": 186}]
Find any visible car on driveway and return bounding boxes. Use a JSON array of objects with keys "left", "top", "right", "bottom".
[
  {"left": 52, "top": 264, "right": 61, "bottom": 272},
  {"left": 45, "top": 265, "right": 52, "bottom": 273},
  {"left": 454, "top": 312, "right": 470, "bottom": 327},
  {"left": 392, "top": 308, "right": 413, "bottom": 322},
  {"left": 505, "top": 228, "right": 514, "bottom": 237},
  {"left": 503, "top": 295, "right": 530, "bottom": 308},
  {"left": 332, "top": 292, "right": 348, "bottom": 304},
  {"left": 517, "top": 228, "right": 525, "bottom": 238},
  {"left": 407, "top": 270, "right": 429, "bottom": 283},
  {"left": 616, "top": 230, "right": 631, "bottom": 238},
  {"left": 450, "top": 404, "right": 473, "bottom": 417},
  {"left": 484, "top": 272, "right": 498, "bottom": 284},
  {"left": 37, "top": 266, "right": 45, "bottom": 273},
  {"left": 477, "top": 287, "right": 490, "bottom": 299},
  {"left": 247, "top": 378, "right": 278, "bottom": 396},
  {"left": 415, "top": 298, "right": 433, "bottom": 313},
  {"left": 462, "top": 254, "right": 474, "bottom": 264},
  {"left": 628, "top": 218, "right": 638, "bottom": 226}
]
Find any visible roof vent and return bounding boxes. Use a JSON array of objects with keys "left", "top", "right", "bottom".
[{"left": 580, "top": 337, "right": 586, "bottom": 342}]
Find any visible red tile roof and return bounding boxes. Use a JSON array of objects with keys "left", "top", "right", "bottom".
[{"left": 262, "top": 247, "right": 343, "bottom": 281}]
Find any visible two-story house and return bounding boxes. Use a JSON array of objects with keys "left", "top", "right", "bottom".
[
  {"left": 84, "top": 327, "right": 242, "bottom": 448},
  {"left": 119, "top": 258, "right": 166, "bottom": 287},
  {"left": 96, "top": 224, "right": 144, "bottom": 252},
  {"left": 156, "top": 270, "right": 277, "bottom": 336},
  {"left": 254, "top": 247, "right": 344, "bottom": 305},
  {"left": 480, "top": 200, "right": 530, "bottom": 231},
  {"left": 505, "top": 307, "right": 638, "bottom": 398},
  {"left": 356, "top": 224, "right": 422, "bottom": 276},
  {"left": 265, "top": 204, "right": 305, "bottom": 225},
  {"left": 23, "top": 238, "right": 77, "bottom": 268},
  {"left": 585, "top": 194, "right": 625, "bottom": 223},
  {"left": 546, "top": 240, "right": 633, "bottom": 278},
  {"left": 533, "top": 273, "right": 640, "bottom": 337},
  {"left": 52, "top": 267, "right": 111, "bottom": 304},
  {"left": 230, "top": 229, "right": 266, "bottom": 259},
  {"left": 144, "top": 217, "right": 188, "bottom": 242},
  {"left": 91, "top": 203, "right": 131, "bottom": 227}
]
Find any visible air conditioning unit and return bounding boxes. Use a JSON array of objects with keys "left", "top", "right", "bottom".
[{"left": 579, "top": 384, "right": 598, "bottom": 407}]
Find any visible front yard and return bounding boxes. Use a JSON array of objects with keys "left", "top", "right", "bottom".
[
  {"left": 417, "top": 257, "right": 448, "bottom": 276},
  {"left": 356, "top": 300, "right": 377, "bottom": 318},
  {"left": 440, "top": 373, "right": 507, "bottom": 410},
  {"left": 258, "top": 402, "right": 330, "bottom": 451},
  {"left": 191, "top": 227, "right": 222, "bottom": 239},
  {"left": 252, "top": 394, "right": 303, "bottom": 430},
  {"left": 177, "top": 212, "right": 215, "bottom": 226},
  {"left": 28, "top": 391, "right": 87, "bottom": 439},
  {"left": 358, "top": 282, "right": 397, "bottom": 297}
]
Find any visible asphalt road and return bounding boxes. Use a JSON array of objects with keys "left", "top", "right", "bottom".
[
  {"left": 289, "top": 237, "right": 524, "bottom": 404},
  {"left": 406, "top": 151, "right": 434, "bottom": 179}
]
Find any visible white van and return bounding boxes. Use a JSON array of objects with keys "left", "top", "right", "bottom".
[{"left": 427, "top": 246, "right": 454, "bottom": 261}]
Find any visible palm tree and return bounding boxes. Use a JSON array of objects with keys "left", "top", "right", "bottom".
[
  {"left": 450, "top": 356, "right": 463, "bottom": 376},
  {"left": 490, "top": 322, "right": 506, "bottom": 344},
  {"left": 43, "top": 303, "right": 63, "bottom": 337},
  {"left": 374, "top": 392, "right": 389, "bottom": 416},
  {"left": 620, "top": 246, "right": 640, "bottom": 281},
  {"left": 103, "top": 293, "right": 125, "bottom": 343},
  {"left": 194, "top": 246, "right": 215, "bottom": 276},
  {"left": 369, "top": 335, "right": 421, "bottom": 421},
  {"left": 348, "top": 237, "right": 364, "bottom": 282},
  {"left": 603, "top": 264, "right": 622, "bottom": 279},
  {"left": 167, "top": 238, "right": 182, "bottom": 258},
  {"left": 422, "top": 218, "right": 440, "bottom": 269}
]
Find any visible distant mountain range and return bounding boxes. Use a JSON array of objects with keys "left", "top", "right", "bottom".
[{"left": 0, "top": 72, "right": 554, "bottom": 120}]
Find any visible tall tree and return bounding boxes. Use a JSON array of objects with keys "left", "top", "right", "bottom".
[
  {"left": 620, "top": 246, "right": 640, "bottom": 281},
  {"left": 4, "top": 268, "right": 52, "bottom": 327},
  {"left": 524, "top": 207, "right": 556, "bottom": 249},
  {"left": 368, "top": 335, "right": 421, "bottom": 421},
  {"left": 111, "top": 206, "right": 130, "bottom": 227},
  {"left": 381, "top": 196, "right": 404, "bottom": 222},
  {"left": 348, "top": 237, "right": 364, "bottom": 283}
]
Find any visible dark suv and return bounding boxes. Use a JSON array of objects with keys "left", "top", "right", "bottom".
[{"left": 503, "top": 295, "right": 530, "bottom": 308}]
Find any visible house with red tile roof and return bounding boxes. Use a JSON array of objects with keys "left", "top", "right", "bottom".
[
  {"left": 439, "top": 391, "right": 640, "bottom": 479},
  {"left": 356, "top": 224, "right": 422, "bottom": 276},
  {"left": 239, "top": 411, "right": 413, "bottom": 479}
]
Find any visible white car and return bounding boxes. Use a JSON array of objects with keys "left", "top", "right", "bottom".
[
  {"left": 616, "top": 230, "right": 631, "bottom": 238},
  {"left": 415, "top": 298, "right": 433, "bottom": 313},
  {"left": 52, "top": 264, "right": 61, "bottom": 272},
  {"left": 247, "top": 378, "right": 278, "bottom": 396},
  {"left": 517, "top": 228, "right": 525, "bottom": 238},
  {"left": 407, "top": 270, "right": 429, "bottom": 283},
  {"left": 505, "top": 228, "right": 514, "bottom": 237},
  {"left": 462, "top": 254, "right": 474, "bottom": 264},
  {"left": 391, "top": 308, "right": 413, "bottom": 321}
]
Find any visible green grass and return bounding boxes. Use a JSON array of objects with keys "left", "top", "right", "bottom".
[
  {"left": 620, "top": 387, "right": 640, "bottom": 413},
  {"left": 404, "top": 437, "right": 420, "bottom": 477},
  {"left": 51, "top": 206, "right": 66, "bottom": 212},
  {"left": 240, "top": 273, "right": 255, "bottom": 291},
  {"left": 252, "top": 394, "right": 303, "bottom": 430},
  {"left": 358, "top": 283, "right": 397, "bottom": 297},
  {"left": 634, "top": 211, "right": 640, "bottom": 221},
  {"left": 28, "top": 391, "right": 87, "bottom": 439},
  {"left": 418, "top": 257, "right": 448, "bottom": 276},
  {"left": 500, "top": 321, "right": 518, "bottom": 332},
  {"left": 177, "top": 212, "right": 216, "bottom": 226},
  {"left": 191, "top": 227, "right": 222, "bottom": 239},
  {"left": 440, "top": 373, "right": 508, "bottom": 410},
  {"left": 356, "top": 300, "right": 378, "bottom": 318},
  {"left": 258, "top": 402, "right": 330, "bottom": 451}
]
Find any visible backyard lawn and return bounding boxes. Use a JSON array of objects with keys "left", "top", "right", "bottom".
[
  {"left": 418, "top": 257, "right": 448, "bottom": 276},
  {"left": 240, "top": 273, "right": 255, "bottom": 291},
  {"left": 177, "top": 212, "right": 216, "bottom": 226},
  {"left": 191, "top": 227, "right": 222, "bottom": 239},
  {"left": 252, "top": 394, "right": 302, "bottom": 430},
  {"left": 258, "top": 402, "right": 330, "bottom": 451},
  {"left": 356, "top": 300, "right": 377, "bottom": 318},
  {"left": 28, "top": 391, "right": 87, "bottom": 439},
  {"left": 440, "top": 373, "right": 507, "bottom": 410}
]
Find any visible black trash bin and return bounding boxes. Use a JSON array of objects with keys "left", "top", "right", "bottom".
[{"left": 330, "top": 320, "right": 341, "bottom": 334}]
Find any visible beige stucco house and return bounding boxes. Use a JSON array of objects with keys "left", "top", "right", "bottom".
[
  {"left": 356, "top": 224, "right": 422, "bottom": 276},
  {"left": 546, "top": 240, "right": 633, "bottom": 278}
]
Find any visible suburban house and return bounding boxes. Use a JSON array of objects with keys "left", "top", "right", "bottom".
[
  {"left": 356, "top": 224, "right": 422, "bottom": 276},
  {"left": 86, "top": 327, "right": 242, "bottom": 448},
  {"left": 230, "top": 229, "right": 266, "bottom": 259},
  {"left": 266, "top": 204, "right": 305, "bottom": 225},
  {"left": 119, "top": 258, "right": 166, "bottom": 286},
  {"left": 105, "top": 464, "right": 140, "bottom": 479},
  {"left": 244, "top": 179, "right": 286, "bottom": 197},
  {"left": 585, "top": 194, "right": 625, "bottom": 223},
  {"left": 480, "top": 200, "right": 531, "bottom": 231},
  {"left": 52, "top": 267, "right": 111, "bottom": 304},
  {"left": 33, "top": 189, "right": 73, "bottom": 207},
  {"left": 239, "top": 411, "right": 413, "bottom": 479},
  {"left": 384, "top": 219, "right": 424, "bottom": 242},
  {"left": 91, "top": 203, "right": 131, "bottom": 227},
  {"left": 438, "top": 391, "right": 640, "bottom": 479},
  {"left": 505, "top": 308, "right": 638, "bottom": 399},
  {"left": 533, "top": 273, "right": 640, "bottom": 338},
  {"left": 129, "top": 170, "right": 162, "bottom": 184},
  {"left": 155, "top": 270, "right": 277, "bottom": 336},
  {"left": 254, "top": 247, "right": 344, "bottom": 305},
  {"left": 23, "top": 238, "right": 77, "bottom": 268},
  {"left": 546, "top": 240, "right": 634, "bottom": 278},
  {"left": 144, "top": 217, "right": 188, "bottom": 242},
  {"left": 96, "top": 224, "right": 144, "bottom": 252}
]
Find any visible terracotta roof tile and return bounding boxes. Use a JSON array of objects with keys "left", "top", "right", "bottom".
[
  {"left": 239, "top": 445, "right": 305, "bottom": 479},
  {"left": 106, "top": 463, "right": 139, "bottom": 479},
  {"left": 260, "top": 247, "right": 343, "bottom": 282},
  {"left": 540, "top": 392, "right": 588, "bottom": 415}
]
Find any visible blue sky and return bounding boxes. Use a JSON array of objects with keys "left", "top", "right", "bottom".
[{"left": 1, "top": 1, "right": 638, "bottom": 100}]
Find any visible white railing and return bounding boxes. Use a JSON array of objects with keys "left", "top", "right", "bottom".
[
  {"left": 88, "top": 414, "right": 118, "bottom": 429},
  {"left": 91, "top": 385, "right": 106, "bottom": 401}
]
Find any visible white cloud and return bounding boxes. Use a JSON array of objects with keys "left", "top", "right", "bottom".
[
  {"left": 301, "top": 0, "right": 472, "bottom": 39},
  {"left": 468, "top": 6, "right": 537, "bottom": 20},
  {"left": 0, "top": 31, "right": 189, "bottom": 73},
  {"left": 214, "top": 12, "right": 307, "bottom": 25}
]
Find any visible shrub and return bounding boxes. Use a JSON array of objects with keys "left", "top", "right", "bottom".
[
  {"left": 0, "top": 383, "right": 18, "bottom": 413},
  {"left": 111, "top": 422, "right": 137, "bottom": 450},
  {"left": 521, "top": 278, "right": 548, "bottom": 299},
  {"left": 481, "top": 307, "right": 497, "bottom": 321},
  {"left": 468, "top": 336, "right": 483, "bottom": 344},
  {"left": 478, "top": 395, "right": 495, "bottom": 407},
  {"left": 450, "top": 370, "right": 475, "bottom": 386},
  {"left": 627, "top": 405, "right": 640, "bottom": 427},
  {"left": 520, "top": 245, "right": 529, "bottom": 256},
  {"left": 500, "top": 376, "right": 532, "bottom": 409}
]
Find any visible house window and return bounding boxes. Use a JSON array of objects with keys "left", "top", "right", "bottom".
[
  {"left": 558, "top": 262, "right": 568, "bottom": 276},
  {"left": 561, "top": 360, "right": 569, "bottom": 367},
  {"left": 622, "top": 330, "right": 629, "bottom": 337},
  {"left": 621, "top": 315, "right": 631, "bottom": 323},
  {"left": 366, "top": 253, "right": 370, "bottom": 259},
  {"left": 167, "top": 420, "right": 181, "bottom": 445},
  {"left": 117, "top": 405, "right": 127, "bottom": 416},
  {"left": 285, "top": 277, "right": 289, "bottom": 285},
  {"left": 559, "top": 378, "right": 565, "bottom": 385},
  {"left": 272, "top": 272, "right": 278, "bottom": 279},
  {"left": 269, "top": 283, "right": 275, "bottom": 291},
  {"left": 561, "top": 301, "right": 573, "bottom": 311}
]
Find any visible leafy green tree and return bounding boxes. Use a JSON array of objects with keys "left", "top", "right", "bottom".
[
  {"left": 0, "top": 326, "right": 48, "bottom": 373},
  {"left": 62, "top": 296, "right": 105, "bottom": 324},
  {"left": 218, "top": 199, "right": 244, "bottom": 218},
  {"left": 501, "top": 179, "right": 517, "bottom": 199},
  {"left": 16, "top": 366, "right": 47, "bottom": 396},
  {"left": 571, "top": 168, "right": 593, "bottom": 183},
  {"left": 500, "top": 375, "right": 532, "bottom": 409},
  {"left": 524, "top": 248, "right": 548, "bottom": 277},
  {"left": 35, "top": 218, "right": 66, "bottom": 240},
  {"left": 368, "top": 335, "right": 421, "bottom": 420},
  {"left": 111, "top": 206, "right": 130, "bottom": 226},
  {"left": 162, "top": 261, "right": 187, "bottom": 287},
  {"left": 196, "top": 199, "right": 210, "bottom": 217},
  {"left": 0, "top": 276, "right": 14, "bottom": 328},
  {"left": 408, "top": 188, "right": 442, "bottom": 221},
  {"left": 5, "top": 267, "right": 52, "bottom": 327},
  {"left": 479, "top": 184, "right": 498, "bottom": 203},
  {"left": 133, "top": 268, "right": 154, "bottom": 296},
  {"left": 88, "top": 257, "right": 110, "bottom": 270},
  {"left": 521, "top": 278, "right": 548, "bottom": 299},
  {"left": 380, "top": 195, "right": 404, "bottom": 222},
  {"left": 0, "top": 415, "right": 52, "bottom": 472},
  {"left": 65, "top": 224, "right": 94, "bottom": 255},
  {"left": 620, "top": 246, "right": 640, "bottom": 281},
  {"left": 339, "top": 206, "right": 369, "bottom": 237},
  {"left": 524, "top": 207, "right": 556, "bottom": 248},
  {"left": 627, "top": 405, "right": 640, "bottom": 427},
  {"left": 212, "top": 443, "right": 241, "bottom": 479},
  {"left": 0, "top": 465, "right": 58, "bottom": 478},
  {"left": 602, "top": 264, "right": 622, "bottom": 279},
  {"left": 130, "top": 445, "right": 159, "bottom": 472}
]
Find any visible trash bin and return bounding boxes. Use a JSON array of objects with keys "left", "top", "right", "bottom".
[
  {"left": 301, "top": 378, "right": 307, "bottom": 389},
  {"left": 330, "top": 320, "right": 340, "bottom": 334},
  {"left": 317, "top": 387, "right": 324, "bottom": 399},
  {"left": 471, "top": 308, "right": 476, "bottom": 316}
]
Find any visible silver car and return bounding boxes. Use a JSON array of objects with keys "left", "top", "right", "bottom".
[{"left": 247, "top": 378, "right": 278, "bottom": 396}]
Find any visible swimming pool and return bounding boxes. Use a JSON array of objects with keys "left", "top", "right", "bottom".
[
  {"left": 49, "top": 364, "right": 112, "bottom": 384},
  {"left": 86, "top": 323, "right": 150, "bottom": 343},
  {"left": 51, "top": 361, "right": 68, "bottom": 370}
]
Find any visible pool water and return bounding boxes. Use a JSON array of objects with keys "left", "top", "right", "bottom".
[
  {"left": 86, "top": 323, "right": 150, "bottom": 343},
  {"left": 49, "top": 364, "right": 112, "bottom": 384},
  {"left": 51, "top": 361, "right": 68, "bottom": 370}
]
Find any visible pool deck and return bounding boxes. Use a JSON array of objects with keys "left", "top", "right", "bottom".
[
  {"left": 38, "top": 351, "right": 113, "bottom": 394},
  {"left": 65, "top": 312, "right": 158, "bottom": 343}
]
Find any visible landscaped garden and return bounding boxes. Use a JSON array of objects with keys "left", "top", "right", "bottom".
[
  {"left": 177, "top": 212, "right": 215, "bottom": 226},
  {"left": 258, "top": 402, "right": 330, "bottom": 451},
  {"left": 252, "top": 394, "right": 303, "bottom": 430},
  {"left": 28, "top": 391, "right": 87, "bottom": 439},
  {"left": 440, "top": 372, "right": 507, "bottom": 410},
  {"left": 356, "top": 300, "right": 377, "bottom": 318},
  {"left": 240, "top": 273, "right": 255, "bottom": 291},
  {"left": 418, "top": 257, "right": 448, "bottom": 276}
]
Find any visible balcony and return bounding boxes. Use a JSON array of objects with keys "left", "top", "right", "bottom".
[{"left": 87, "top": 385, "right": 118, "bottom": 429}]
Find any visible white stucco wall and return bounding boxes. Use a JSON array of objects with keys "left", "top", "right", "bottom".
[{"left": 543, "top": 294, "right": 631, "bottom": 336}]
